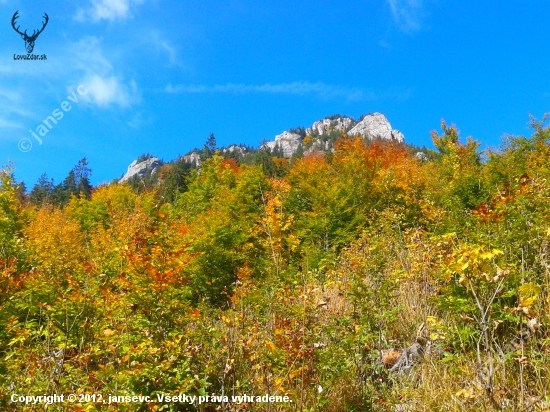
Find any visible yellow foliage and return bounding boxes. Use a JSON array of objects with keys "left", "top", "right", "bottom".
[
  {"left": 25, "top": 207, "right": 85, "bottom": 274},
  {"left": 519, "top": 283, "right": 540, "bottom": 308}
]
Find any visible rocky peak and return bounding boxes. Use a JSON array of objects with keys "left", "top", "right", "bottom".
[
  {"left": 119, "top": 113, "right": 406, "bottom": 180},
  {"left": 222, "top": 145, "right": 249, "bottom": 156},
  {"left": 261, "top": 112, "right": 405, "bottom": 158},
  {"left": 347, "top": 113, "right": 404, "bottom": 143},
  {"left": 306, "top": 116, "right": 353, "bottom": 136},
  {"left": 181, "top": 151, "right": 201, "bottom": 167},
  {"left": 263, "top": 131, "right": 303, "bottom": 157},
  {"left": 119, "top": 156, "right": 161, "bottom": 183}
]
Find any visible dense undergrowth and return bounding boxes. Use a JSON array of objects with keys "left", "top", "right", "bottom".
[{"left": 1, "top": 118, "right": 549, "bottom": 411}]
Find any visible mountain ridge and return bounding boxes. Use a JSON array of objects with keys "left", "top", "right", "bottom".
[{"left": 119, "top": 112, "right": 405, "bottom": 183}]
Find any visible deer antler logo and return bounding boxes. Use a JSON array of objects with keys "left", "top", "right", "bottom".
[{"left": 12, "top": 11, "right": 49, "bottom": 54}]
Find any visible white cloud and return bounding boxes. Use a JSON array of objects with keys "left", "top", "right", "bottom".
[
  {"left": 0, "top": 35, "right": 140, "bottom": 115},
  {"left": 148, "top": 31, "right": 183, "bottom": 67},
  {"left": 0, "top": 86, "right": 37, "bottom": 134},
  {"left": 76, "top": 0, "right": 146, "bottom": 22},
  {"left": 0, "top": 119, "right": 24, "bottom": 130},
  {"left": 71, "top": 37, "right": 114, "bottom": 75},
  {"left": 79, "top": 75, "right": 138, "bottom": 108},
  {"left": 156, "top": 39, "right": 179, "bottom": 65},
  {"left": 165, "top": 81, "right": 374, "bottom": 102},
  {"left": 387, "top": 0, "right": 426, "bottom": 33},
  {"left": 67, "top": 37, "right": 140, "bottom": 108}
]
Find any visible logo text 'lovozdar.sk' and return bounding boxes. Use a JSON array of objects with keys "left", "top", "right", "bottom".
[{"left": 11, "top": 10, "right": 49, "bottom": 60}]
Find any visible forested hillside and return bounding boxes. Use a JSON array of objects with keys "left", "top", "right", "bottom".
[{"left": 1, "top": 118, "right": 549, "bottom": 411}]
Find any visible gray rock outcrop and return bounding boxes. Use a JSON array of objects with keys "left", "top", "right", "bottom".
[
  {"left": 263, "top": 131, "right": 302, "bottom": 157},
  {"left": 415, "top": 152, "right": 428, "bottom": 162},
  {"left": 347, "top": 112, "right": 405, "bottom": 143},
  {"left": 304, "top": 140, "right": 332, "bottom": 155},
  {"left": 182, "top": 152, "right": 201, "bottom": 166},
  {"left": 222, "top": 145, "right": 248, "bottom": 156},
  {"left": 306, "top": 117, "right": 353, "bottom": 136},
  {"left": 261, "top": 112, "right": 405, "bottom": 158},
  {"left": 119, "top": 157, "right": 161, "bottom": 183}
]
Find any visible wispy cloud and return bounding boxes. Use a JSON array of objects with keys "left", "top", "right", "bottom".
[
  {"left": 0, "top": 35, "right": 140, "bottom": 118},
  {"left": 0, "top": 86, "right": 39, "bottom": 134},
  {"left": 79, "top": 76, "right": 139, "bottom": 108},
  {"left": 68, "top": 37, "right": 141, "bottom": 108},
  {"left": 165, "top": 81, "right": 374, "bottom": 102},
  {"left": 76, "top": 0, "right": 146, "bottom": 22},
  {"left": 147, "top": 31, "right": 184, "bottom": 67},
  {"left": 387, "top": 0, "right": 426, "bottom": 33},
  {"left": 0, "top": 119, "right": 24, "bottom": 130}
]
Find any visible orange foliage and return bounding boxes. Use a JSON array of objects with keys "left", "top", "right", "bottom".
[{"left": 221, "top": 157, "right": 240, "bottom": 173}]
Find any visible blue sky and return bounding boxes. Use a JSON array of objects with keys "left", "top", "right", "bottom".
[{"left": 1, "top": 0, "right": 550, "bottom": 186}]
